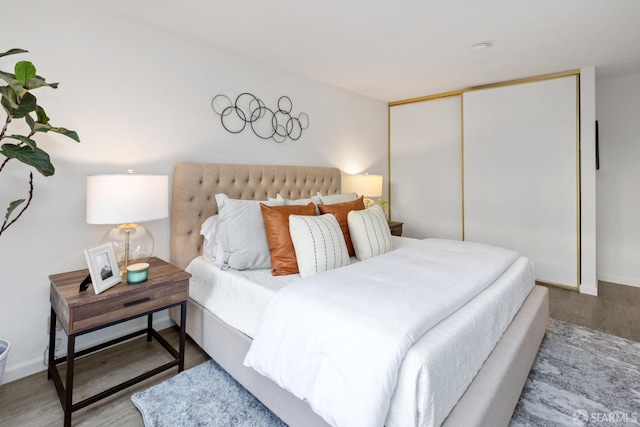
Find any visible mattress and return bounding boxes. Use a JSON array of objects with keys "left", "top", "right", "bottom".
[{"left": 185, "top": 236, "right": 534, "bottom": 427}]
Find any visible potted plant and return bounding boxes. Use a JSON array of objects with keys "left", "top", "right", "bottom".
[
  {"left": 0, "top": 49, "right": 80, "bottom": 384},
  {"left": 0, "top": 339, "right": 9, "bottom": 386},
  {"left": 0, "top": 48, "right": 80, "bottom": 236}
]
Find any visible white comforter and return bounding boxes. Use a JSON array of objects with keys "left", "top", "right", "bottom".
[{"left": 243, "top": 239, "right": 519, "bottom": 427}]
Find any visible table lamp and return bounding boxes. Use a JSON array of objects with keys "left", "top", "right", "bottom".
[
  {"left": 345, "top": 173, "right": 383, "bottom": 208},
  {"left": 86, "top": 172, "right": 169, "bottom": 273}
]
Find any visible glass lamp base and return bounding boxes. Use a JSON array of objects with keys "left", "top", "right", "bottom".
[
  {"left": 99, "top": 224, "right": 154, "bottom": 273},
  {"left": 363, "top": 197, "right": 375, "bottom": 208}
]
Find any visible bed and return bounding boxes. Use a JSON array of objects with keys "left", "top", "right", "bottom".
[{"left": 169, "top": 162, "right": 549, "bottom": 427}]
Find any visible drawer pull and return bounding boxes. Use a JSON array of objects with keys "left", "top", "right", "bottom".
[{"left": 124, "top": 297, "right": 150, "bottom": 307}]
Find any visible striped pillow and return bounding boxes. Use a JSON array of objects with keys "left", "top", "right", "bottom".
[
  {"left": 289, "top": 214, "right": 350, "bottom": 278},
  {"left": 347, "top": 205, "right": 393, "bottom": 261}
]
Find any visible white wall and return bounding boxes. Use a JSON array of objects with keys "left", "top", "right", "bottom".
[
  {"left": 0, "top": 0, "right": 388, "bottom": 383},
  {"left": 596, "top": 72, "right": 640, "bottom": 287}
]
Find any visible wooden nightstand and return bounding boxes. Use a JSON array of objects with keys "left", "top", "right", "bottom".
[
  {"left": 388, "top": 220, "right": 404, "bottom": 236},
  {"left": 48, "top": 257, "right": 190, "bottom": 427}
]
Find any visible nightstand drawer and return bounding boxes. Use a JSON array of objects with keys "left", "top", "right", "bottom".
[{"left": 71, "top": 280, "right": 188, "bottom": 333}]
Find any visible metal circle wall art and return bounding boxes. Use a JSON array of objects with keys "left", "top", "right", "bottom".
[{"left": 211, "top": 92, "right": 309, "bottom": 143}]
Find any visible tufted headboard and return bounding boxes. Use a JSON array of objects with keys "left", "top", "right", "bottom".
[{"left": 170, "top": 162, "right": 342, "bottom": 270}]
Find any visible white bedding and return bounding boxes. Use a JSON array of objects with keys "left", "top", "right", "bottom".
[
  {"left": 186, "top": 237, "right": 535, "bottom": 427},
  {"left": 187, "top": 259, "right": 294, "bottom": 338},
  {"left": 186, "top": 237, "right": 426, "bottom": 338},
  {"left": 388, "top": 255, "right": 534, "bottom": 426},
  {"left": 244, "top": 239, "right": 519, "bottom": 427}
]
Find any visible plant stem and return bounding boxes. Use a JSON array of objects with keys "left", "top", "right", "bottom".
[
  {"left": 0, "top": 171, "right": 34, "bottom": 236},
  {"left": 0, "top": 115, "right": 12, "bottom": 172},
  {"left": 0, "top": 157, "right": 8, "bottom": 173},
  {"left": 0, "top": 114, "right": 10, "bottom": 140}
]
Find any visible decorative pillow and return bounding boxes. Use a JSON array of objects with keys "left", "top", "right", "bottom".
[
  {"left": 347, "top": 205, "right": 393, "bottom": 261},
  {"left": 316, "top": 192, "right": 358, "bottom": 205},
  {"left": 215, "top": 193, "right": 284, "bottom": 270},
  {"left": 318, "top": 196, "right": 365, "bottom": 256},
  {"left": 200, "top": 214, "right": 219, "bottom": 260},
  {"left": 260, "top": 203, "right": 317, "bottom": 276},
  {"left": 289, "top": 214, "right": 350, "bottom": 278}
]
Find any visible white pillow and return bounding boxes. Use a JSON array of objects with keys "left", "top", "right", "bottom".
[
  {"left": 289, "top": 214, "right": 350, "bottom": 278},
  {"left": 215, "top": 193, "right": 284, "bottom": 270},
  {"left": 200, "top": 214, "right": 219, "bottom": 260},
  {"left": 316, "top": 192, "right": 358, "bottom": 205},
  {"left": 347, "top": 205, "right": 393, "bottom": 261},
  {"left": 269, "top": 193, "right": 322, "bottom": 214}
]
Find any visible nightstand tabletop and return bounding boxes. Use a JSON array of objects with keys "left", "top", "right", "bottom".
[
  {"left": 388, "top": 220, "right": 404, "bottom": 237},
  {"left": 50, "top": 257, "right": 190, "bottom": 335}
]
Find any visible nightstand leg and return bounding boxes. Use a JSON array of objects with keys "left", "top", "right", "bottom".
[
  {"left": 147, "top": 313, "right": 153, "bottom": 342},
  {"left": 48, "top": 307, "right": 56, "bottom": 380},
  {"left": 64, "top": 335, "right": 75, "bottom": 427},
  {"left": 179, "top": 300, "right": 186, "bottom": 372}
]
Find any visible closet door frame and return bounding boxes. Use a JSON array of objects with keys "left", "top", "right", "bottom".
[{"left": 388, "top": 70, "right": 582, "bottom": 290}]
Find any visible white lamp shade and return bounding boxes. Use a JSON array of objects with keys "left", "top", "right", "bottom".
[
  {"left": 86, "top": 174, "right": 169, "bottom": 224},
  {"left": 344, "top": 174, "right": 383, "bottom": 198}
]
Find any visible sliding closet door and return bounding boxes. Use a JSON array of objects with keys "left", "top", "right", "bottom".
[
  {"left": 389, "top": 96, "right": 462, "bottom": 240},
  {"left": 463, "top": 76, "right": 579, "bottom": 288}
]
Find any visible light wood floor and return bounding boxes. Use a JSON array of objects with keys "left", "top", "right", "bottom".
[
  {"left": 1, "top": 282, "right": 639, "bottom": 426},
  {"left": 541, "top": 281, "right": 640, "bottom": 342},
  {"left": 0, "top": 328, "right": 210, "bottom": 427}
]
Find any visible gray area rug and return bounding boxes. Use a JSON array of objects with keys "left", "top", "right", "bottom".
[
  {"left": 131, "top": 360, "right": 286, "bottom": 427},
  {"left": 132, "top": 319, "right": 640, "bottom": 426},
  {"left": 511, "top": 319, "right": 640, "bottom": 426}
]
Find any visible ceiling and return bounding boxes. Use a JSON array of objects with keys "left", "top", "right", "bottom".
[{"left": 81, "top": 0, "right": 640, "bottom": 102}]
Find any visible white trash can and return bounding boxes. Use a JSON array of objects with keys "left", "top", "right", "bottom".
[{"left": 0, "top": 339, "right": 10, "bottom": 387}]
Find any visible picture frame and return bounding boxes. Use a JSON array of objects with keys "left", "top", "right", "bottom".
[{"left": 84, "top": 243, "right": 122, "bottom": 294}]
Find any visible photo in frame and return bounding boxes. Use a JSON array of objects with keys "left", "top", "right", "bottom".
[{"left": 84, "top": 243, "right": 122, "bottom": 294}]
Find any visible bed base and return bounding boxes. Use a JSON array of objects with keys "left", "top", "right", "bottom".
[{"left": 170, "top": 285, "right": 548, "bottom": 427}]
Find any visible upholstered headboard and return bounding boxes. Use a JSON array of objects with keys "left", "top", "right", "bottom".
[{"left": 170, "top": 162, "right": 342, "bottom": 270}]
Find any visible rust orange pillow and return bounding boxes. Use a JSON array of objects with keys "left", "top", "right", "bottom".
[
  {"left": 318, "top": 196, "right": 365, "bottom": 256},
  {"left": 260, "top": 202, "right": 316, "bottom": 275}
]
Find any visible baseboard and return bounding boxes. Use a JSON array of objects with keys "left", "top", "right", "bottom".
[
  {"left": 579, "top": 283, "right": 598, "bottom": 296},
  {"left": 597, "top": 274, "right": 640, "bottom": 289},
  {"left": 2, "top": 314, "right": 175, "bottom": 385}
]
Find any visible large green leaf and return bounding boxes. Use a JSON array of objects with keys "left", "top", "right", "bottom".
[
  {"left": 14, "top": 61, "right": 36, "bottom": 85},
  {"left": 49, "top": 127, "right": 80, "bottom": 142},
  {"left": 4, "top": 199, "right": 26, "bottom": 221},
  {"left": 4, "top": 135, "right": 37, "bottom": 149},
  {"left": 25, "top": 77, "right": 58, "bottom": 90},
  {"left": 0, "top": 143, "right": 54, "bottom": 176},
  {"left": 0, "top": 49, "right": 28, "bottom": 59},
  {"left": 29, "top": 113, "right": 80, "bottom": 142},
  {"left": 0, "top": 85, "right": 18, "bottom": 114},
  {"left": 0, "top": 85, "right": 18, "bottom": 107},
  {"left": 1, "top": 96, "right": 13, "bottom": 116},
  {"left": 0, "top": 71, "right": 26, "bottom": 97},
  {"left": 31, "top": 122, "right": 80, "bottom": 142},
  {"left": 25, "top": 113, "right": 35, "bottom": 130},
  {"left": 35, "top": 105, "right": 49, "bottom": 123},
  {"left": 12, "top": 92, "right": 37, "bottom": 118}
]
